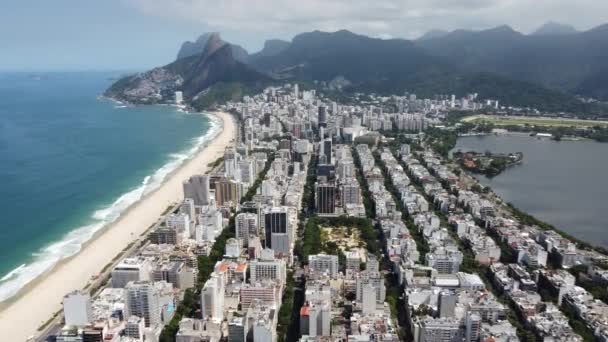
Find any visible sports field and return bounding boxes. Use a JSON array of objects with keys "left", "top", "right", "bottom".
[{"left": 461, "top": 114, "right": 608, "bottom": 128}]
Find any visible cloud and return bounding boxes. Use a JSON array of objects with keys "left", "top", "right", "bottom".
[{"left": 125, "top": 0, "right": 608, "bottom": 41}]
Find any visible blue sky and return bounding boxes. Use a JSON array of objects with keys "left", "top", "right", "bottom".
[
  {"left": 2, "top": 0, "right": 608, "bottom": 71},
  {"left": 0, "top": 0, "right": 261, "bottom": 71}
]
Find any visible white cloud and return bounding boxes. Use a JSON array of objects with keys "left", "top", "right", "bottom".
[{"left": 125, "top": 0, "right": 608, "bottom": 42}]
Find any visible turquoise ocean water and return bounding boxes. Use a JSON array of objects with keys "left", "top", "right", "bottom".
[{"left": 0, "top": 72, "right": 216, "bottom": 301}]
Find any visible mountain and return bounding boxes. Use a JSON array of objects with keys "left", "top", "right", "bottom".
[
  {"left": 176, "top": 33, "right": 250, "bottom": 63},
  {"left": 105, "top": 33, "right": 268, "bottom": 106},
  {"left": 251, "top": 30, "right": 450, "bottom": 82},
  {"left": 417, "top": 29, "right": 449, "bottom": 41},
  {"left": 532, "top": 21, "right": 578, "bottom": 36},
  {"left": 106, "top": 29, "right": 604, "bottom": 113},
  {"left": 415, "top": 24, "right": 608, "bottom": 100},
  {"left": 249, "top": 39, "right": 290, "bottom": 61},
  {"left": 248, "top": 30, "right": 596, "bottom": 113}
]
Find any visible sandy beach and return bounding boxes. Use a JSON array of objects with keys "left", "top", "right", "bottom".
[{"left": 0, "top": 111, "right": 236, "bottom": 341}]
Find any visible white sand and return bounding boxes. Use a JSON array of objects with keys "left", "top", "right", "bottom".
[{"left": 0, "top": 111, "right": 236, "bottom": 341}]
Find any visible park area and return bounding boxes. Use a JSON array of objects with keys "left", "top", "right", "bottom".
[{"left": 461, "top": 114, "right": 608, "bottom": 128}]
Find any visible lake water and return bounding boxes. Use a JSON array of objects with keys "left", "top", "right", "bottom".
[{"left": 453, "top": 135, "right": 608, "bottom": 247}]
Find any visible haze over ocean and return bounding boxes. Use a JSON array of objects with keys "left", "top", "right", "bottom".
[{"left": 0, "top": 72, "right": 215, "bottom": 301}]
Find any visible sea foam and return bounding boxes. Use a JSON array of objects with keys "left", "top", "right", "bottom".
[{"left": 0, "top": 112, "right": 221, "bottom": 303}]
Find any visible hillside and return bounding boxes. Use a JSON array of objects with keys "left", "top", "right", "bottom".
[
  {"left": 251, "top": 30, "right": 599, "bottom": 113},
  {"left": 415, "top": 24, "right": 608, "bottom": 100},
  {"left": 176, "top": 33, "right": 250, "bottom": 63},
  {"left": 104, "top": 33, "right": 268, "bottom": 105},
  {"left": 105, "top": 29, "right": 606, "bottom": 114}
]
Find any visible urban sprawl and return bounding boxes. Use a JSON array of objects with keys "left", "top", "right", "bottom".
[{"left": 44, "top": 85, "right": 608, "bottom": 342}]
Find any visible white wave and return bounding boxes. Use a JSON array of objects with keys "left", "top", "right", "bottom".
[
  {"left": 0, "top": 264, "right": 26, "bottom": 282},
  {"left": 0, "top": 112, "right": 222, "bottom": 303}
]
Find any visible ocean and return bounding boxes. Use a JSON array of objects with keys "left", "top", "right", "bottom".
[
  {"left": 0, "top": 72, "right": 217, "bottom": 301},
  {"left": 453, "top": 134, "right": 608, "bottom": 248}
]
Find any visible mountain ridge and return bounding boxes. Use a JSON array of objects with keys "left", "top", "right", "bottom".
[{"left": 106, "top": 28, "right": 607, "bottom": 113}]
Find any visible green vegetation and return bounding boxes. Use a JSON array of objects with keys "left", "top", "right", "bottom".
[
  {"left": 241, "top": 152, "right": 274, "bottom": 203},
  {"left": 460, "top": 114, "right": 608, "bottom": 142},
  {"left": 560, "top": 303, "right": 597, "bottom": 342},
  {"left": 424, "top": 127, "right": 459, "bottom": 157},
  {"left": 207, "top": 156, "right": 224, "bottom": 169},
  {"left": 192, "top": 82, "right": 264, "bottom": 110},
  {"left": 352, "top": 147, "right": 375, "bottom": 217},
  {"left": 568, "top": 265, "right": 608, "bottom": 304},
  {"left": 277, "top": 271, "right": 296, "bottom": 342},
  {"left": 453, "top": 151, "right": 523, "bottom": 177},
  {"left": 462, "top": 114, "right": 608, "bottom": 128}
]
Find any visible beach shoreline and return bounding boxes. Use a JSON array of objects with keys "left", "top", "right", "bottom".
[{"left": 0, "top": 111, "right": 236, "bottom": 341}]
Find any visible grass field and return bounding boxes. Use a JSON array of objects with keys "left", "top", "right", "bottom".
[{"left": 461, "top": 114, "right": 608, "bottom": 128}]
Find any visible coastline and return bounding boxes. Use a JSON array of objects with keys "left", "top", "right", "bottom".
[
  {"left": 0, "top": 108, "right": 220, "bottom": 304},
  {"left": 0, "top": 111, "right": 236, "bottom": 341}
]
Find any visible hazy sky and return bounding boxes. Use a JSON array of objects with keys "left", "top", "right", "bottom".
[{"left": 2, "top": 0, "right": 608, "bottom": 71}]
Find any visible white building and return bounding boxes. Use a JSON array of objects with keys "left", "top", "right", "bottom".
[
  {"left": 111, "top": 257, "right": 153, "bottom": 288},
  {"left": 175, "top": 91, "right": 183, "bottom": 105},
  {"left": 201, "top": 273, "right": 225, "bottom": 323},
  {"left": 63, "top": 290, "right": 93, "bottom": 327},
  {"left": 346, "top": 250, "right": 362, "bottom": 273},
  {"left": 250, "top": 258, "right": 286, "bottom": 284},
  {"left": 308, "top": 254, "right": 340, "bottom": 278},
  {"left": 125, "top": 281, "right": 164, "bottom": 327},
  {"left": 183, "top": 175, "right": 211, "bottom": 206},
  {"left": 235, "top": 212, "right": 259, "bottom": 245}
]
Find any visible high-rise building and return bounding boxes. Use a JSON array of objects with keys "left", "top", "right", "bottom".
[
  {"left": 235, "top": 212, "right": 259, "bottom": 244},
  {"left": 224, "top": 148, "right": 242, "bottom": 181},
  {"left": 345, "top": 250, "right": 361, "bottom": 272},
  {"left": 250, "top": 303, "right": 277, "bottom": 342},
  {"left": 215, "top": 178, "right": 241, "bottom": 207},
  {"left": 417, "top": 317, "right": 463, "bottom": 342},
  {"left": 356, "top": 272, "right": 386, "bottom": 303},
  {"left": 361, "top": 284, "right": 376, "bottom": 314},
  {"left": 425, "top": 247, "right": 463, "bottom": 274},
  {"left": 300, "top": 300, "right": 331, "bottom": 337},
  {"left": 228, "top": 316, "right": 249, "bottom": 342},
  {"left": 322, "top": 139, "right": 332, "bottom": 165},
  {"left": 308, "top": 254, "right": 340, "bottom": 278},
  {"left": 318, "top": 106, "right": 327, "bottom": 127},
  {"left": 201, "top": 273, "right": 225, "bottom": 322},
  {"left": 239, "top": 281, "right": 281, "bottom": 308},
  {"left": 166, "top": 213, "right": 190, "bottom": 238},
  {"left": 250, "top": 258, "right": 287, "bottom": 284},
  {"left": 438, "top": 291, "right": 457, "bottom": 318},
  {"left": 183, "top": 175, "right": 211, "bottom": 206},
  {"left": 125, "top": 281, "right": 161, "bottom": 327},
  {"left": 263, "top": 207, "right": 290, "bottom": 254},
  {"left": 175, "top": 91, "right": 183, "bottom": 105},
  {"left": 124, "top": 316, "right": 145, "bottom": 340},
  {"left": 340, "top": 182, "right": 361, "bottom": 205},
  {"left": 239, "top": 160, "right": 255, "bottom": 185},
  {"left": 111, "top": 257, "right": 152, "bottom": 288},
  {"left": 315, "top": 182, "right": 336, "bottom": 215},
  {"left": 63, "top": 290, "right": 93, "bottom": 327}
]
